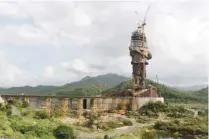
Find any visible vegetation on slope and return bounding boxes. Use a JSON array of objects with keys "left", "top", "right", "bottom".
[
  {"left": 0, "top": 73, "right": 207, "bottom": 103},
  {"left": 0, "top": 73, "right": 128, "bottom": 97},
  {"left": 0, "top": 85, "right": 56, "bottom": 95},
  {"left": 192, "top": 87, "right": 208, "bottom": 103},
  {"left": 104, "top": 79, "right": 208, "bottom": 103}
]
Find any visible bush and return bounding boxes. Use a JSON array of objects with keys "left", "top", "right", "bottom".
[
  {"left": 126, "top": 104, "right": 132, "bottom": 111},
  {"left": 5, "top": 104, "right": 12, "bottom": 116},
  {"left": 122, "top": 119, "right": 133, "bottom": 126},
  {"left": 34, "top": 110, "right": 49, "bottom": 119},
  {"left": 106, "top": 121, "right": 122, "bottom": 129},
  {"left": 7, "top": 99, "right": 21, "bottom": 108},
  {"left": 21, "top": 110, "right": 31, "bottom": 116},
  {"left": 198, "top": 110, "right": 207, "bottom": 116},
  {"left": 136, "top": 116, "right": 150, "bottom": 123},
  {"left": 10, "top": 119, "right": 57, "bottom": 137},
  {"left": 140, "top": 129, "right": 156, "bottom": 139},
  {"left": 22, "top": 100, "right": 29, "bottom": 108},
  {"left": 104, "top": 134, "right": 109, "bottom": 139},
  {"left": 54, "top": 125, "right": 73, "bottom": 139},
  {"left": 167, "top": 111, "right": 186, "bottom": 118}
]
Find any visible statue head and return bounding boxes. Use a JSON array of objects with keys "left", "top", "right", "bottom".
[{"left": 131, "top": 30, "right": 140, "bottom": 40}]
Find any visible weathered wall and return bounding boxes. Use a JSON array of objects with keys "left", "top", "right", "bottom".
[
  {"left": 94, "top": 97, "right": 164, "bottom": 111},
  {"left": 95, "top": 98, "right": 132, "bottom": 111},
  {"left": 1, "top": 95, "right": 164, "bottom": 117}
]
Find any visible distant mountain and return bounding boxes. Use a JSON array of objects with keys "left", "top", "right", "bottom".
[
  {"left": 55, "top": 73, "right": 129, "bottom": 96},
  {"left": 0, "top": 73, "right": 207, "bottom": 103},
  {"left": 0, "top": 73, "right": 129, "bottom": 96},
  {"left": 192, "top": 87, "right": 208, "bottom": 103},
  {"left": 103, "top": 79, "right": 208, "bottom": 103},
  {"left": 0, "top": 85, "right": 57, "bottom": 95},
  {"left": 172, "top": 84, "right": 208, "bottom": 91}
]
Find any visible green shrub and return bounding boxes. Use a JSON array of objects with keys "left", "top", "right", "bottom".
[
  {"left": 10, "top": 120, "right": 56, "bottom": 137},
  {"left": 167, "top": 111, "right": 186, "bottom": 118},
  {"left": 21, "top": 110, "right": 31, "bottom": 116},
  {"left": 40, "top": 135, "right": 56, "bottom": 139},
  {"left": 126, "top": 104, "right": 132, "bottom": 111},
  {"left": 122, "top": 119, "right": 133, "bottom": 126},
  {"left": 136, "top": 116, "right": 150, "bottom": 123},
  {"left": 22, "top": 100, "right": 29, "bottom": 108},
  {"left": 5, "top": 104, "right": 12, "bottom": 116},
  {"left": 85, "top": 114, "right": 99, "bottom": 128},
  {"left": 0, "top": 103, "right": 5, "bottom": 111},
  {"left": 140, "top": 129, "right": 156, "bottom": 139},
  {"left": 198, "top": 110, "right": 207, "bottom": 116},
  {"left": 154, "top": 117, "right": 208, "bottom": 136},
  {"left": 106, "top": 121, "right": 122, "bottom": 129},
  {"left": 7, "top": 99, "right": 21, "bottom": 108},
  {"left": 34, "top": 110, "right": 49, "bottom": 119},
  {"left": 104, "top": 134, "right": 109, "bottom": 139},
  {"left": 54, "top": 125, "right": 73, "bottom": 139}
]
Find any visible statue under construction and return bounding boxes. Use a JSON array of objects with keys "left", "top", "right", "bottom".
[{"left": 129, "top": 21, "right": 152, "bottom": 97}]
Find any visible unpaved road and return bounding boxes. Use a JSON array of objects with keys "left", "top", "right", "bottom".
[
  {"left": 185, "top": 108, "right": 198, "bottom": 117},
  {"left": 76, "top": 119, "right": 154, "bottom": 139}
]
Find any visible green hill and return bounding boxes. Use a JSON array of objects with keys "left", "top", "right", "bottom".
[
  {"left": 103, "top": 79, "right": 208, "bottom": 103},
  {"left": 192, "top": 87, "right": 208, "bottom": 103},
  {"left": 0, "top": 85, "right": 56, "bottom": 95},
  {"left": 0, "top": 73, "right": 128, "bottom": 96},
  {"left": 54, "top": 73, "right": 129, "bottom": 96},
  {"left": 0, "top": 73, "right": 207, "bottom": 103}
]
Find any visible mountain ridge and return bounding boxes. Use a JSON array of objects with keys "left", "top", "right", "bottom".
[{"left": 0, "top": 73, "right": 207, "bottom": 103}]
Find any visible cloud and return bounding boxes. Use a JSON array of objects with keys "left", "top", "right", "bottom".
[
  {"left": 0, "top": 1, "right": 208, "bottom": 86},
  {"left": 0, "top": 50, "right": 35, "bottom": 86}
]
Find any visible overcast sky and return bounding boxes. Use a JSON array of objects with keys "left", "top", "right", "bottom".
[{"left": 0, "top": 0, "right": 208, "bottom": 87}]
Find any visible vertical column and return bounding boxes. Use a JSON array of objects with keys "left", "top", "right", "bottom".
[
  {"left": 24, "top": 97, "right": 30, "bottom": 107},
  {"left": 44, "top": 97, "right": 52, "bottom": 115},
  {"left": 77, "top": 98, "right": 83, "bottom": 118},
  {"left": 60, "top": 98, "right": 69, "bottom": 117},
  {"left": 69, "top": 99, "right": 73, "bottom": 109},
  {"left": 35, "top": 97, "right": 39, "bottom": 109},
  {"left": 132, "top": 75, "right": 140, "bottom": 96},
  {"left": 97, "top": 98, "right": 102, "bottom": 110},
  {"left": 131, "top": 98, "right": 137, "bottom": 111},
  {"left": 122, "top": 99, "right": 127, "bottom": 111},
  {"left": 24, "top": 97, "right": 30, "bottom": 104},
  {"left": 112, "top": 98, "right": 117, "bottom": 110},
  {"left": 90, "top": 98, "right": 97, "bottom": 114}
]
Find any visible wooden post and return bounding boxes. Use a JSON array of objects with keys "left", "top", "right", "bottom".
[{"left": 60, "top": 98, "right": 69, "bottom": 117}]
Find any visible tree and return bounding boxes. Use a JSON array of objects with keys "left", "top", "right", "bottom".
[
  {"left": 54, "top": 125, "right": 73, "bottom": 139},
  {"left": 22, "top": 100, "right": 29, "bottom": 108},
  {"left": 34, "top": 110, "right": 49, "bottom": 119}
]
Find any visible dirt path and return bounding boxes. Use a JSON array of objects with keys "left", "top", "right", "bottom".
[
  {"left": 185, "top": 108, "right": 198, "bottom": 117},
  {"left": 75, "top": 113, "right": 173, "bottom": 139},
  {"left": 76, "top": 118, "right": 154, "bottom": 139}
]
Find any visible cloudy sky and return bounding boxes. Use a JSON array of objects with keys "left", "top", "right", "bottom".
[{"left": 0, "top": 0, "right": 208, "bottom": 87}]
